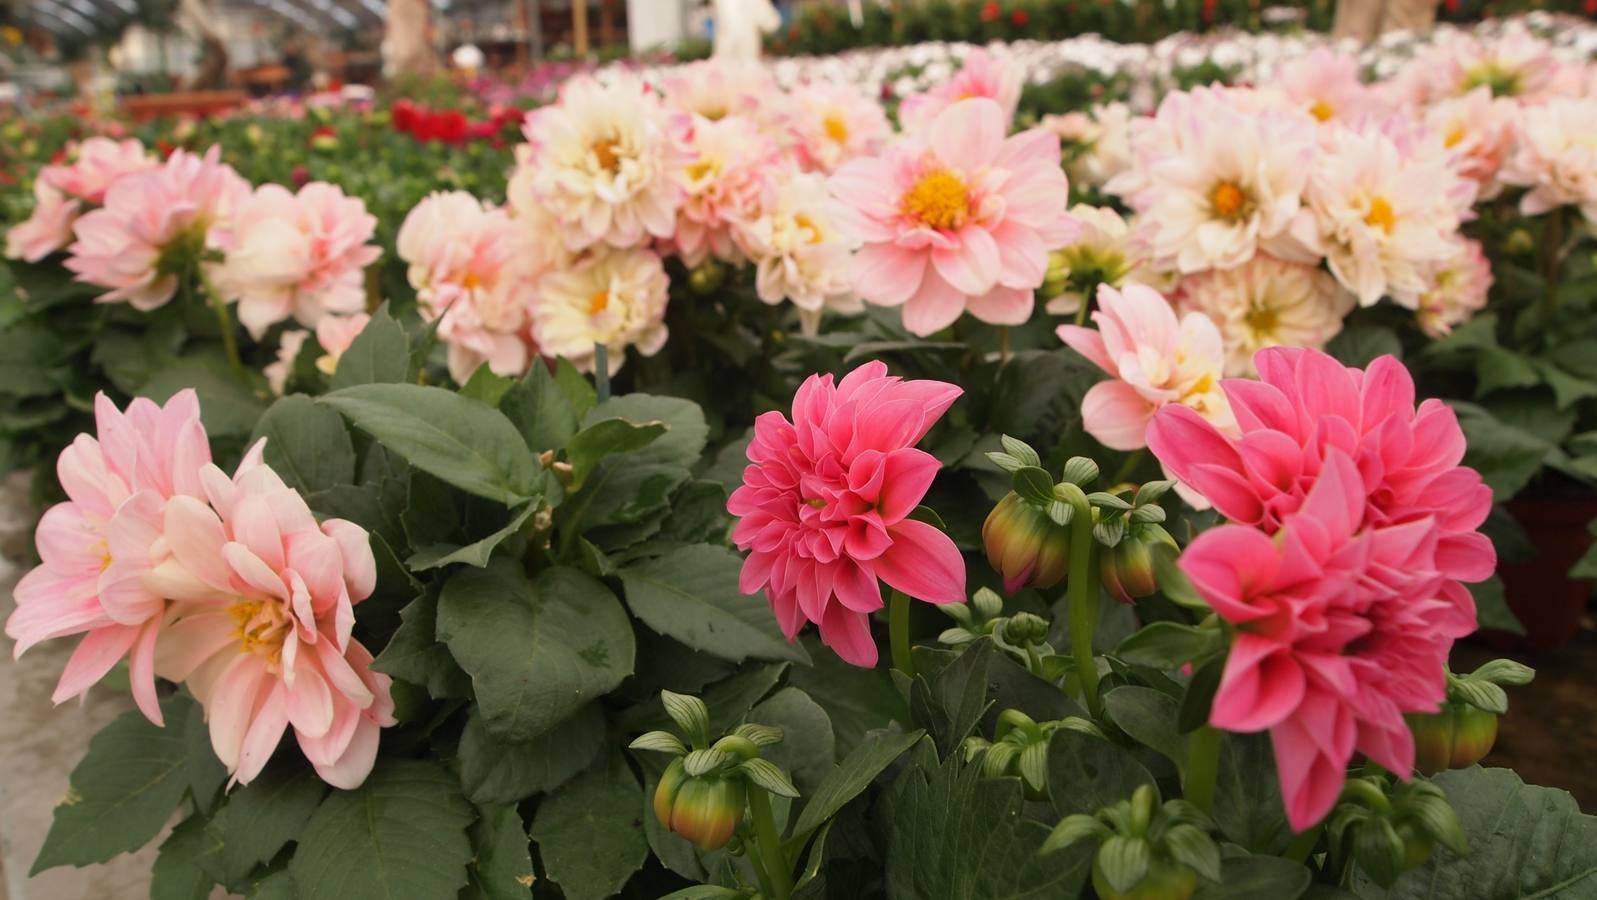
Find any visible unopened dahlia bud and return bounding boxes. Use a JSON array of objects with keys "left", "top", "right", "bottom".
[
  {"left": 688, "top": 258, "right": 726, "bottom": 295},
  {"left": 653, "top": 759, "right": 747, "bottom": 851},
  {"left": 1101, "top": 525, "right": 1178, "bottom": 604},
  {"left": 983, "top": 493, "right": 1071, "bottom": 593},
  {"left": 1407, "top": 702, "right": 1499, "bottom": 773}
]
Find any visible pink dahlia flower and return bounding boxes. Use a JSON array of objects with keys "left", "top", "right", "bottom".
[
  {"left": 4, "top": 390, "right": 211, "bottom": 726},
  {"left": 155, "top": 449, "right": 393, "bottom": 788},
  {"left": 672, "top": 116, "right": 780, "bottom": 267},
  {"left": 5, "top": 181, "right": 80, "bottom": 263},
  {"left": 42, "top": 137, "right": 156, "bottom": 206},
  {"left": 1057, "top": 283, "right": 1232, "bottom": 452},
  {"left": 829, "top": 98, "right": 1080, "bottom": 336},
  {"left": 217, "top": 182, "right": 382, "bottom": 339},
  {"left": 727, "top": 361, "right": 966, "bottom": 666},
  {"left": 64, "top": 146, "right": 248, "bottom": 311},
  {"left": 898, "top": 48, "right": 1024, "bottom": 134}
]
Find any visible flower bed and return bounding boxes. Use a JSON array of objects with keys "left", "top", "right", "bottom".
[{"left": 1, "top": 17, "right": 1595, "bottom": 900}]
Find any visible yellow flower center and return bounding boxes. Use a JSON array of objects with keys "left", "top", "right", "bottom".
[
  {"left": 1244, "top": 303, "right": 1281, "bottom": 337},
  {"left": 794, "top": 213, "right": 825, "bottom": 244},
  {"left": 901, "top": 169, "right": 970, "bottom": 231},
  {"left": 1186, "top": 373, "right": 1215, "bottom": 398},
  {"left": 462, "top": 271, "right": 483, "bottom": 291},
  {"left": 592, "top": 137, "right": 622, "bottom": 174},
  {"left": 1309, "top": 100, "right": 1335, "bottom": 122},
  {"left": 1210, "top": 181, "right": 1247, "bottom": 219},
  {"left": 701, "top": 104, "right": 729, "bottom": 122},
  {"left": 1445, "top": 126, "right": 1467, "bottom": 149},
  {"left": 589, "top": 291, "right": 611, "bottom": 315},
  {"left": 1365, "top": 196, "right": 1397, "bottom": 234},
  {"left": 823, "top": 113, "right": 850, "bottom": 144},
  {"left": 229, "top": 598, "right": 291, "bottom": 664}
]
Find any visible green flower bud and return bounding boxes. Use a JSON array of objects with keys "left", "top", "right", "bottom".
[
  {"left": 1407, "top": 702, "right": 1498, "bottom": 774},
  {"left": 1504, "top": 228, "right": 1535, "bottom": 255},
  {"left": 688, "top": 259, "right": 726, "bottom": 294},
  {"left": 1091, "top": 857, "right": 1198, "bottom": 900},
  {"left": 1040, "top": 249, "right": 1072, "bottom": 301},
  {"left": 654, "top": 760, "right": 746, "bottom": 851},
  {"left": 1101, "top": 526, "right": 1177, "bottom": 604},
  {"left": 1001, "top": 611, "right": 1050, "bottom": 645},
  {"left": 983, "top": 493, "right": 1071, "bottom": 594}
]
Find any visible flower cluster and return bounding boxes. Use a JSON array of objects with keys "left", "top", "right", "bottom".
[
  {"left": 1146, "top": 347, "right": 1493, "bottom": 830},
  {"left": 5, "top": 391, "right": 393, "bottom": 789}
]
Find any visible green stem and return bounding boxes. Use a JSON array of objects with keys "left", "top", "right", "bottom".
[
  {"left": 201, "top": 268, "right": 245, "bottom": 379},
  {"left": 889, "top": 589, "right": 915, "bottom": 679},
  {"left": 747, "top": 786, "right": 792, "bottom": 900},
  {"left": 1062, "top": 484, "right": 1100, "bottom": 717},
  {"left": 1283, "top": 824, "right": 1320, "bottom": 865},
  {"left": 593, "top": 343, "right": 611, "bottom": 402},
  {"left": 1073, "top": 291, "right": 1092, "bottom": 328},
  {"left": 1183, "top": 724, "right": 1222, "bottom": 816},
  {"left": 998, "top": 325, "right": 1011, "bottom": 367}
]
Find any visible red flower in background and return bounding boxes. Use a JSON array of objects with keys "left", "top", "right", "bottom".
[
  {"left": 981, "top": 1, "right": 1002, "bottom": 21},
  {"left": 1011, "top": 8, "right": 1030, "bottom": 25}
]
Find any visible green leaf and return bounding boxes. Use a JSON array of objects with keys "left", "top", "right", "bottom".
[
  {"left": 437, "top": 561, "right": 635, "bottom": 742},
  {"left": 739, "top": 758, "right": 801, "bottom": 798},
  {"left": 619, "top": 544, "right": 810, "bottom": 664},
  {"left": 371, "top": 587, "right": 472, "bottom": 699},
  {"left": 322, "top": 383, "right": 543, "bottom": 504},
  {"left": 406, "top": 502, "right": 538, "bottom": 571},
  {"left": 151, "top": 816, "right": 217, "bottom": 900},
  {"left": 566, "top": 417, "right": 668, "bottom": 489},
  {"left": 250, "top": 394, "right": 357, "bottom": 495},
  {"left": 502, "top": 363, "right": 578, "bottom": 453},
  {"left": 1104, "top": 686, "right": 1188, "bottom": 775},
  {"left": 1475, "top": 347, "right": 1541, "bottom": 397},
  {"left": 1452, "top": 402, "right": 1552, "bottom": 498},
  {"left": 1097, "top": 835, "right": 1152, "bottom": 894},
  {"left": 584, "top": 393, "right": 709, "bottom": 466},
  {"left": 1328, "top": 326, "right": 1403, "bottom": 369},
  {"left": 1469, "top": 576, "right": 1525, "bottom": 636},
  {"left": 788, "top": 637, "right": 910, "bottom": 757},
  {"left": 1213, "top": 732, "right": 1293, "bottom": 855},
  {"left": 554, "top": 357, "right": 598, "bottom": 420},
  {"left": 750, "top": 687, "right": 836, "bottom": 795},
  {"left": 329, "top": 304, "right": 409, "bottom": 389},
  {"left": 1000, "top": 435, "right": 1042, "bottom": 468},
  {"left": 1046, "top": 729, "right": 1157, "bottom": 818},
  {"left": 140, "top": 352, "right": 269, "bottom": 438},
  {"left": 464, "top": 803, "right": 534, "bottom": 900},
  {"left": 884, "top": 751, "right": 1090, "bottom": 899},
  {"left": 1192, "top": 855, "right": 1311, "bottom": 900},
  {"left": 288, "top": 760, "right": 475, "bottom": 900},
  {"left": 198, "top": 762, "right": 327, "bottom": 888},
  {"left": 1356, "top": 767, "right": 1597, "bottom": 899},
  {"left": 244, "top": 869, "right": 299, "bottom": 900},
  {"left": 184, "top": 704, "right": 227, "bottom": 811},
  {"left": 528, "top": 759, "right": 650, "bottom": 900},
  {"left": 1115, "top": 622, "right": 1222, "bottom": 669},
  {"left": 33, "top": 695, "right": 197, "bottom": 873},
  {"left": 792, "top": 728, "right": 924, "bottom": 839},
  {"left": 460, "top": 366, "right": 515, "bottom": 407},
  {"left": 460, "top": 704, "right": 606, "bottom": 804},
  {"left": 1013, "top": 466, "right": 1057, "bottom": 506}
]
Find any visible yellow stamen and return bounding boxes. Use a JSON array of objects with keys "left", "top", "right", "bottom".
[
  {"left": 901, "top": 169, "right": 970, "bottom": 231},
  {"left": 592, "top": 137, "right": 621, "bottom": 173},
  {"left": 589, "top": 291, "right": 611, "bottom": 315},
  {"left": 1244, "top": 304, "right": 1281, "bottom": 337},
  {"left": 1309, "top": 100, "right": 1335, "bottom": 122},
  {"left": 462, "top": 271, "right": 483, "bottom": 291},
  {"left": 228, "top": 598, "right": 290, "bottom": 664},
  {"left": 686, "top": 158, "right": 718, "bottom": 182},
  {"left": 1211, "top": 181, "right": 1246, "bottom": 219},
  {"left": 794, "top": 213, "right": 825, "bottom": 244},
  {"left": 822, "top": 113, "right": 849, "bottom": 144},
  {"left": 1365, "top": 196, "right": 1396, "bottom": 234},
  {"left": 1445, "top": 126, "right": 1467, "bottom": 149}
]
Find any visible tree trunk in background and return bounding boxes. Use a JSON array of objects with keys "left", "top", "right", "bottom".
[
  {"left": 178, "top": 0, "right": 229, "bottom": 89},
  {"left": 383, "top": 0, "right": 436, "bottom": 80}
]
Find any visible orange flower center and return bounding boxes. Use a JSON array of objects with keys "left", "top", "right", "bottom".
[
  {"left": 589, "top": 291, "right": 611, "bottom": 315},
  {"left": 686, "top": 157, "right": 718, "bottom": 182},
  {"left": 1309, "top": 100, "right": 1335, "bottom": 122},
  {"left": 1210, "top": 181, "right": 1247, "bottom": 219},
  {"left": 229, "top": 598, "right": 291, "bottom": 664},
  {"left": 462, "top": 271, "right": 483, "bottom": 291},
  {"left": 592, "top": 137, "right": 622, "bottom": 173},
  {"left": 794, "top": 213, "right": 825, "bottom": 244},
  {"left": 1365, "top": 196, "right": 1397, "bottom": 234},
  {"left": 901, "top": 169, "right": 970, "bottom": 231},
  {"left": 1445, "top": 126, "right": 1467, "bottom": 149},
  {"left": 823, "top": 113, "right": 850, "bottom": 144}
]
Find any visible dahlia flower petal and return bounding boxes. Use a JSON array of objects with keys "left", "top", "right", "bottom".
[
  {"left": 51, "top": 625, "right": 140, "bottom": 710},
  {"left": 1081, "top": 381, "right": 1156, "bottom": 452},
  {"left": 1210, "top": 634, "right": 1306, "bottom": 732},
  {"left": 901, "top": 273, "right": 967, "bottom": 337},
  {"left": 964, "top": 285, "right": 1034, "bottom": 327},
  {"left": 817, "top": 603, "right": 877, "bottom": 668},
  {"left": 929, "top": 98, "right": 1006, "bottom": 172},
  {"left": 876, "top": 519, "right": 966, "bottom": 605}
]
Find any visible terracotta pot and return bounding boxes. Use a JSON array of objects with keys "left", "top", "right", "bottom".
[{"left": 1491, "top": 495, "right": 1597, "bottom": 650}]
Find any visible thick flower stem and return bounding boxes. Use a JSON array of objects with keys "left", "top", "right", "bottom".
[
  {"left": 1283, "top": 824, "right": 1321, "bottom": 864},
  {"left": 1062, "top": 485, "right": 1100, "bottom": 717},
  {"left": 201, "top": 269, "right": 245, "bottom": 379},
  {"left": 747, "top": 786, "right": 793, "bottom": 900},
  {"left": 1183, "top": 724, "right": 1222, "bottom": 815},
  {"left": 889, "top": 589, "right": 916, "bottom": 679},
  {"left": 593, "top": 343, "right": 611, "bottom": 402}
]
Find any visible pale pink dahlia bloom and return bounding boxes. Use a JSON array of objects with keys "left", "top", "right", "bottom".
[
  {"left": 216, "top": 182, "right": 381, "bottom": 339},
  {"left": 43, "top": 137, "right": 157, "bottom": 205},
  {"left": 659, "top": 58, "right": 774, "bottom": 123},
  {"left": 1057, "top": 283, "right": 1232, "bottom": 452},
  {"left": 4, "top": 391, "right": 211, "bottom": 726},
  {"left": 898, "top": 48, "right": 1023, "bottom": 134},
  {"left": 531, "top": 247, "right": 670, "bottom": 376},
  {"left": 830, "top": 98, "right": 1080, "bottom": 336},
  {"left": 1499, "top": 96, "right": 1597, "bottom": 224},
  {"left": 672, "top": 116, "right": 781, "bottom": 267},
  {"left": 397, "top": 191, "right": 538, "bottom": 383},
  {"left": 5, "top": 181, "right": 80, "bottom": 263},
  {"left": 1415, "top": 237, "right": 1493, "bottom": 339},
  {"left": 517, "top": 74, "right": 689, "bottom": 253},
  {"left": 1425, "top": 87, "right": 1518, "bottom": 201},
  {"left": 1175, "top": 255, "right": 1354, "bottom": 377},
  {"left": 1161, "top": 348, "right": 1495, "bottom": 830},
  {"left": 728, "top": 361, "right": 966, "bottom": 667},
  {"left": 64, "top": 147, "right": 248, "bottom": 311},
  {"left": 1274, "top": 48, "right": 1378, "bottom": 125},
  {"left": 156, "top": 451, "right": 393, "bottom": 788},
  {"left": 779, "top": 82, "right": 894, "bottom": 175}
]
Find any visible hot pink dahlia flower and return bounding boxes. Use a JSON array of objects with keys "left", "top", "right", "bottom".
[
  {"left": 154, "top": 448, "right": 393, "bottom": 788},
  {"left": 727, "top": 361, "right": 966, "bottom": 666},
  {"left": 4, "top": 390, "right": 211, "bottom": 726},
  {"left": 830, "top": 98, "right": 1080, "bottom": 336}
]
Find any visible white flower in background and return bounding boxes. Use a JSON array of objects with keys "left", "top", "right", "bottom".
[
  {"left": 1043, "top": 205, "right": 1159, "bottom": 316},
  {"left": 1134, "top": 96, "right": 1316, "bottom": 273},
  {"left": 1046, "top": 102, "right": 1134, "bottom": 190},
  {"left": 1416, "top": 236, "right": 1493, "bottom": 338},
  {"left": 532, "top": 247, "right": 670, "bottom": 375},
  {"left": 1304, "top": 124, "right": 1462, "bottom": 307},
  {"left": 1500, "top": 96, "right": 1597, "bottom": 223},
  {"left": 517, "top": 73, "right": 689, "bottom": 253},
  {"left": 1175, "top": 254, "right": 1355, "bottom": 376},
  {"left": 734, "top": 171, "right": 862, "bottom": 334}
]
